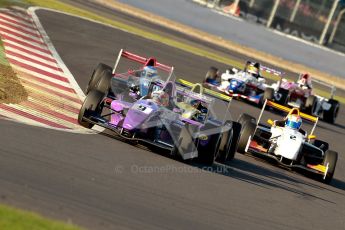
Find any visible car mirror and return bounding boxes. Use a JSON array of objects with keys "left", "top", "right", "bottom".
[{"left": 267, "top": 119, "right": 274, "bottom": 125}]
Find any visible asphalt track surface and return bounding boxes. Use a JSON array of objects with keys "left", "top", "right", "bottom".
[
  {"left": 1, "top": 9, "right": 345, "bottom": 230},
  {"left": 117, "top": 0, "right": 345, "bottom": 79}
]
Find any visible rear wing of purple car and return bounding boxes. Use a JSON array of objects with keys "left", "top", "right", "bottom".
[{"left": 112, "top": 49, "right": 174, "bottom": 78}]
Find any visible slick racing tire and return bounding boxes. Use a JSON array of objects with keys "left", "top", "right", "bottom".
[
  {"left": 237, "top": 113, "right": 256, "bottom": 126},
  {"left": 78, "top": 90, "right": 104, "bottom": 129},
  {"left": 305, "top": 95, "right": 317, "bottom": 114},
  {"left": 275, "top": 88, "right": 290, "bottom": 105},
  {"left": 323, "top": 99, "right": 339, "bottom": 124},
  {"left": 237, "top": 114, "right": 256, "bottom": 154},
  {"left": 94, "top": 70, "right": 113, "bottom": 94},
  {"left": 86, "top": 63, "right": 112, "bottom": 94},
  {"left": 205, "top": 66, "right": 218, "bottom": 80},
  {"left": 217, "top": 121, "right": 242, "bottom": 162},
  {"left": 322, "top": 150, "right": 338, "bottom": 184},
  {"left": 198, "top": 123, "right": 222, "bottom": 166},
  {"left": 259, "top": 88, "right": 274, "bottom": 107},
  {"left": 217, "top": 120, "right": 234, "bottom": 163}
]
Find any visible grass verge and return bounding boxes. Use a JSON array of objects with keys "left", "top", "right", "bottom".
[
  {"left": 0, "top": 204, "right": 83, "bottom": 230},
  {"left": 0, "top": 0, "right": 28, "bottom": 8}
]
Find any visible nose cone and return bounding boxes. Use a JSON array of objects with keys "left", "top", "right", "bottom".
[
  {"left": 123, "top": 109, "right": 147, "bottom": 130},
  {"left": 122, "top": 100, "right": 157, "bottom": 130}
]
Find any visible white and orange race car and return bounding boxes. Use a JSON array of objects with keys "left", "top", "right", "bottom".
[{"left": 236, "top": 100, "right": 338, "bottom": 184}]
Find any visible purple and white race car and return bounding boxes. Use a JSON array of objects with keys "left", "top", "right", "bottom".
[{"left": 79, "top": 54, "right": 241, "bottom": 165}]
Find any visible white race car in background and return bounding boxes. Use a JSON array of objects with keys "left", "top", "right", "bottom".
[
  {"left": 203, "top": 62, "right": 283, "bottom": 105},
  {"left": 268, "top": 78, "right": 340, "bottom": 124},
  {"left": 236, "top": 100, "right": 338, "bottom": 184}
]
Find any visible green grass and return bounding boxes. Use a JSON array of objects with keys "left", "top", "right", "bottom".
[
  {"left": 0, "top": 204, "right": 83, "bottom": 230},
  {"left": 0, "top": 0, "right": 29, "bottom": 8}
]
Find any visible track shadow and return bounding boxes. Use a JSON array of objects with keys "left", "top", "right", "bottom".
[
  {"left": 99, "top": 128, "right": 345, "bottom": 197},
  {"left": 190, "top": 154, "right": 345, "bottom": 202},
  {"left": 332, "top": 122, "right": 345, "bottom": 130},
  {"left": 331, "top": 178, "right": 345, "bottom": 191}
]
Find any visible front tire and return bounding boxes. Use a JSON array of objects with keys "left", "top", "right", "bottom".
[
  {"left": 322, "top": 150, "right": 338, "bottom": 184},
  {"left": 86, "top": 63, "right": 112, "bottom": 94},
  {"left": 237, "top": 114, "right": 256, "bottom": 154},
  {"left": 305, "top": 95, "right": 317, "bottom": 115},
  {"left": 259, "top": 87, "right": 274, "bottom": 107},
  {"left": 237, "top": 122, "right": 256, "bottom": 153},
  {"left": 323, "top": 99, "right": 339, "bottom": 124},
  {"left": 78, "top": 90, "right": 104, "bottom": 129},
  {"left": 94, "top": 70, "right": 113, "bottom": 94}
]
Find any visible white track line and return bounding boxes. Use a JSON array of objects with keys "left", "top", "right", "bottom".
[
  {"left": 0, "top": 32, "right": 48, "bottom": 50},
  {"left": 6, "top": 54, "right": 65, "bottom": 75},
  {"left": 5, "top": 46, "right": 59, "bottom": 66},
  {"left": 0, "top": 18, "right": 38, "bottom": 35},
  {"left": 0, "top": 24, "right": 43, "bottom": 42},
  {"left": 12, "top": 65, "right": 72, "bottom": 88},
  {"left": 0, "top": 13, "right": 34, "bottom": 27},
  {"left": 3, "top": 39, "right": 53, "bottom": 58},
  {"left": 29, "top": 7, "right": 86, "bottom": 101}
]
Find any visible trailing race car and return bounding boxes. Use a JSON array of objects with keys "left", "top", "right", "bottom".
[
  {"left": 78, "top": 68, "right": 241, "bottom": 165},
  {"left": 269, "top": 73, "right": 340, "bottom": 124},
  {"left": 236, "top": 100, "right": 338, "bottom": 184},
  {"left": 203, "top": 61, "right": 283, "bottom": 105}
]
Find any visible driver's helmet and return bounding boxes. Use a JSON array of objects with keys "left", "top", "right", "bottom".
[
  {"left": 151, "top": 90, "right": 169, "bottom": 106},
  {"left": 297, "top": 73, "right": 312, "bottom": 88},
  {"left": 141, "top": 66, "right": 158, "bottom": 78},
  {"left": 246, "top": 65, "right": 260, "bottom": 78},
  {"left": 190, "top": 99, "right": 201, "bottom": 108},
  {"left": 285, "top": 113, "right": 302, "bottom": 130}
]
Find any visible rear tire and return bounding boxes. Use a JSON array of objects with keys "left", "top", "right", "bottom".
[
  {"left": 323, "top": 99, "right": 339, "bottom": 124},
  {"left": 237, "top": 113, "right": 256, "bottom": 154},
  {"left": 259, "top": 87, "right": 274, "bottom": 106},
  {"left": 217, "top": 121, "right": 234, "bottom": 163},
  {"left": 78, "top": 90, "right": 104, "bottom": 129},
  {"left": 228, "top": 122, "right": 242, "bottom": 160},
  {"left": 86, "top": 63, "right": 112, "bottom": 94},
  {"left": 275, "top": 88, "right": 290, "bottom": 105},
  {"left": 217, "top": 121, "right": 242, "bottom": 161},
  {"left": 237, "top": 113, "right": 256, "bottom": 126},
  {"left": 305, "top": 95, "right": 317, "bottom": 114},
  {"left": 237, "top": 122, "right": 256, "bottom": 153},
  {"left": 322, "top": 150, "right": 338, "bottom": 184},
  {"left": 198, "top": 123, "right": 222, "bottom": 166},
  {"left": 205, "top": 66, "right": 218, "bottom": 81}
]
